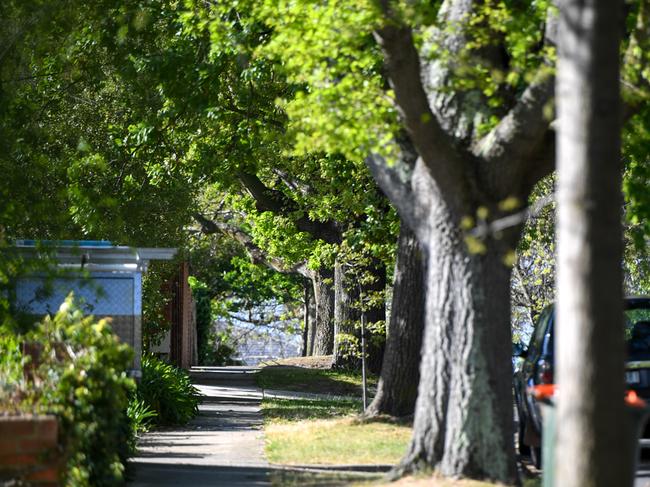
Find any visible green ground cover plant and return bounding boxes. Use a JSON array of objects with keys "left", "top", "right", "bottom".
[
  {"left": 263, "top": 397, "right": 363, "bottom": 422},
  {"left": 137, "top": 354, "right": 201, "bottom": 425},
  {"left": 126, "top": 395, "right": 158, "bottom": 452}
]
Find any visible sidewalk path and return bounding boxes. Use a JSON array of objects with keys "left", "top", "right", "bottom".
[{"left": 127, "top": 367, "right": 269, "bottom": 487}]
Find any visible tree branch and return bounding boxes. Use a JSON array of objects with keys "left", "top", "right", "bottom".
[
  {"left": 469, "top": 193, "right": 555, "bottom": 239},
  {"left": 474, "top": 6, "right": 558, "bottom": 198},
  {"left": 237, "top": 172, "right": 342, "bottom": 244},
  {"left": 373, "top": 7, "right": 468, "bottom": 202},
  {"left": 622, "top": 0, "right": 650, "bottom": 115},
  {"left": 365, "top": 134, "right": 419, "bottom": 230},
  {"left": 474, "top": 69, "right": 555, "bottom": 197},
  {"left": 193, "top": 213, "right": 309, "bottom": 277}
]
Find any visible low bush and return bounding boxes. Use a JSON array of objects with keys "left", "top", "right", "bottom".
[
  {"left": 137, "top": 354, "right": 200, "bottom": 425},
  {"left": 1, "top": 295, "right": 136, "bottom": 487},
  {"left": 126, "top": 395, "right": 157, "bottom": 453},
  {"left": 0, "top": 333, "right": 24, "bottom": 413}
]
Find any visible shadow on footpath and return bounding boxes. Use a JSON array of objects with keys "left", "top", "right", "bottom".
[
  {"left": 127, "top": 462, "right": 382, "bottom": 487},
  {"left": 126, "top": 462, "right": 269, "bottom": 486}
]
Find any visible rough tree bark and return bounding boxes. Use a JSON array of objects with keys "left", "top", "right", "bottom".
[
  {"left": 309, "top": 267, "right": 336, "bottom": 356},
  {"left": 365, "top": 222, "right": 425, "bottom": 418},
  {"left": 364, "top": 0, "right": 560, "bottom": 481},
  {"left": 555, "top": 1, "right": 627, "bottom": 486},
  {"left": 302, "top": 281, "right": 310, "bottom": 357},
  {"left": 306, "top": 286, "right": 317, "bottom": 355}
]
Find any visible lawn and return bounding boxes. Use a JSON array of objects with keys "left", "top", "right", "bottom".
[
  {"left": 258, "top": 361, "right": 540, "bottom": 487},
  {"left": 265, "top": 413, "right": 411, "bottom": 465},
  {"left": 262, "top": 380, "right": 411, "bottom": 465},
  {"left": 256, "top": 363, "right": 377, "bottom": 397}
]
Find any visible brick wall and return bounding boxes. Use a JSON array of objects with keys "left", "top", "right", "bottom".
[
  {"left": 166, "top": 261, "right": 194, "bottom": 369},
  {"left": 0, "top": 415, "right": 61, "bottom": 486}
]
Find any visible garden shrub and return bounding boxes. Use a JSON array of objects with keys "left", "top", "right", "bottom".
[
  {"left": 126, "top": 395, "right": 157, "bottom": 454},
  {"left": 138, "top": 354, "right": 200, "bottom": 425},
  {"left": 0, "top": 333, "right": 24, "bottom": 412},
  {"left": 2, "top": 295, "right": 136, "bottom": 487}
]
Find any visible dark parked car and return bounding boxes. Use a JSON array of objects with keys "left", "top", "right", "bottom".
[{"left": 513, "top": 297, "right": 650, "bottom": 467}]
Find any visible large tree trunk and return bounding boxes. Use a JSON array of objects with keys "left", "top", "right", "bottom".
[
  {"left": 366, "top": 222, "right": 425, "bottom": 418},
  {"left": 310, "top": 267, "right": 335, "bottom": 356},
  {"left": 366, "top": 0, "right": 557, "bottom": 482},
  {"left": 555, "top": 1, "right": 626, "bottom": 486},
  {"left": 333, "top": 260, "right": 361, "bottom": 368},
  {"left": 305, "top": 287, "right": 317, "bottom": 356},
  {"left": 395, "top": 205, "right": 517, "bottom": 482},
  {"left": 302, "top": 281, "right": 310, "bottom": 357}
]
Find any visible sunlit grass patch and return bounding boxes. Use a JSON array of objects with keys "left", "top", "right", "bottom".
[
  {"left": 264, "top": 412, "right": 411, "bottom": 465},
  {"left": 260, "top": 368, "right": 408, "bottom": 466}
]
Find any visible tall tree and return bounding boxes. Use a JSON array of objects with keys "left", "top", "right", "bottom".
[
  {"left": 262, "top": 1, "right": 557, "bottom": 480},
  {"left": 555, "top": 1, "right": 627, "bottom": 486},
  {"left": 365, "top": 222, "right": 425, "bottom": 418},
  {"left": 257, "top": 0, "right": 650, "bottom": 480}
]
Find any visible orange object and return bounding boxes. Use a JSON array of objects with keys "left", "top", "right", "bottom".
[
  {"left": 530, "top": 384, "right": 557, "bottom": 400},
  {"left": 529, "top": 384, "right": 647, "bottom": 408},
  {"left": 625, "top": 390, "right": 647, "bottom": 408}
]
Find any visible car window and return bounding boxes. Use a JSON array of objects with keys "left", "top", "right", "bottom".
[
  {"left": 545, "top": 313, "right": 554, "bottom": 357},
  {"left": 626, "top": 303, "right": 650, "bottom": 361},
  {"left": 528, "top": 307, "right": 552, "bottom": 359}
]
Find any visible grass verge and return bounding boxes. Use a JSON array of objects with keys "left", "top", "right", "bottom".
[
  {"left": 257, "top": 364, "right": 377, "bottom": 396},
  {"left": 262, "top": 397, "right": 411, "bottom": 465}
]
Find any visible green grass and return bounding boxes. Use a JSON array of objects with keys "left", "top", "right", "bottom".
[
  {"left": 262, "top": 397, "right": 363, "bottom": 421},
  {"left": 257, "top": 365, "right": 377, "bottom": 396},
  {"left": 259, "top": 366, "right": 408, "bottom": 466},
  {"left": 262, "top": 396, "right": 411, "bottom": 466},
  {"left": 264, "top": 415, "right": 412, "bottom": 465}
]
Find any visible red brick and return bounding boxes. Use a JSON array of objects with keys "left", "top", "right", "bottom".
[
  {"left": 18, "top": 438, "right": 55, "bottom": 453},
  {"left": 0, "top": 417, "right": 37, "bottom": 437},
  {"left": 34, "top": 418, "right": 58, "bottom": 444},
  {"left": 0, "top": 453, "right": 38, "bottom": 466},
  {"left": 27, "top": 466, "right": 60, "bottom": 484},
  {"left": 0, "top": 441, "right": 21, "bottom": 455}
]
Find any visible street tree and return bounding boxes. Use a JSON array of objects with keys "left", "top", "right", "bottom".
[
  {"left": 555, "top": 0, "right": 628, "bottom": 485},
  {"left": 255, "top": 0, "right": 650, "bottom": 481}
]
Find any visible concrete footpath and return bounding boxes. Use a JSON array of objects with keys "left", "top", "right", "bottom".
[{"left": 127, "top": 367, "right": 269, "bottom": 487}]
